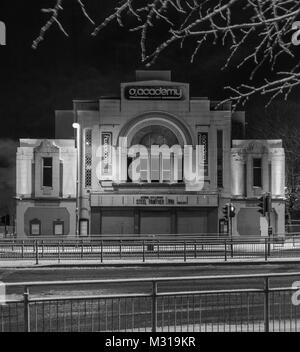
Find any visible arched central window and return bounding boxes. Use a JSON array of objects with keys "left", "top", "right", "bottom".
[
  {"left": 128, "top": 125, "right": 182, "bottom": 183},
  {"left": 133, "top": 125, "right": 178, "bottom": 148}
]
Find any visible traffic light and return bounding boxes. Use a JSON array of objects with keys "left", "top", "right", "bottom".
[
  {"left": 258, "top": 193, "right": 272, "bottom": 217},
  {"left": 265, "top": 193, "right": 272, "bottom": 214},
  {"left": 223, "top": 203, "right": 236, "bottom": 220},
  {"left": 229, "top": 204, "right": 236, "bottom": 218},
  {"left": 258, "top": 195, "right": 266, "bottom": 216},
  {"left": 222, "top": 205, "right": 229, "bottom": 220}
]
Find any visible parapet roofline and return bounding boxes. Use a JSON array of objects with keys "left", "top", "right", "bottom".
[
  {"left": 19, "top": 139, "right": 75, "bottom": 147},
  {"left": 71, "top": 96, "right": 235, "bottom": 112},
  {"left": 232, "top": 139, "right": 283, "bottom": 148},
  {"left": 122, "top": 80, "right": 186, "bottom": 85}
]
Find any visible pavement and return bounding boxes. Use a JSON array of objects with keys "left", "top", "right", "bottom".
[{"left": 1, "top": 256, "right": 300, "bottom": 268}]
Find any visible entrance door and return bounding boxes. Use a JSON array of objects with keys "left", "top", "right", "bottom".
[
  {"left": 140, "top": 210, "right": 171, "bottom": 235},
  {"left": 101, "top": 209, "right": 134, "bottom": 235}
]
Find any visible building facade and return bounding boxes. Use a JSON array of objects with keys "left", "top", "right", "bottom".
[{"left": 15, "top": 71, "right": 285, "bottom": 238}]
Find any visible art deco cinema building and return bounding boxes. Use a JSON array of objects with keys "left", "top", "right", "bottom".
[{"left": 16, "top": 71, "right": 285, "bottom": 238}]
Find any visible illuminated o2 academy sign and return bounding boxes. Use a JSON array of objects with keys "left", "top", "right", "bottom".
[
  {"left": 125, "top": 86, "right": 183, "bottom": 100},
  {"left": 15, "top": 70, "right": 285, "bottom": 238}
]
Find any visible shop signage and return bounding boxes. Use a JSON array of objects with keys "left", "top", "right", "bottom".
[
  {"left": 91, "top": 194, "right": 218, "bottom": 207},
  {"left": 135, "top": 195, "right": 188, "bottom": 206},
  {"left": 125, "top": 86, "right": 184, "bottom": 100},
  {"left": 101, "top": 132, "right": 112, "bottom": 177}
]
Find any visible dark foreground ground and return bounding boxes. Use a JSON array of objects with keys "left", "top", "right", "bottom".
[{"left": 1, "top": 264, "right": 300, "bottom": 332}]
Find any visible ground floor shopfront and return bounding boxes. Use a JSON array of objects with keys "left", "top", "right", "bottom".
[
  {"left": 15, "top": 195, "right": 285, "bottom": 238},
  {"left": 90, "top": 207, "right": 219, "bottom": 235}
]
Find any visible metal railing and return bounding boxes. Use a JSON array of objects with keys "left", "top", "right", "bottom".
[
  {"left": 0, "top": 226, "right": 15, "bottom": 238},
  {"left": 0, "top": 235, "right": 300, "bottom": 263},
  {"left": 1, "top": 272, "right": 300, "bottom": 332}
]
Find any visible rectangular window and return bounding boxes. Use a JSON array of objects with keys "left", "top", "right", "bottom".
[
  {"left": 198, "top": 133, "right": 208, "bottom": 176},
  {"left": 217, "top": 130, "right": 223, "bottom": 188},
  {"left": 253, "top": 158, "right": 262, "bottom": 187},
  {"left": 140, "top": 154, "right": 149, "bottom": 182},
  {"left": 43, "top": 157, "right": 53, "bottom": 187},
  {"left": 150, "top": 154, "right": 160, "bottom": 182},
  {"left": 162, "top": 155, "right": 171, "bottom": 182},
  {"left": 30, "top": 219, "right": 41, "bottom": 236},
  {"left": 53, "top": 221, "right": 64, "bottom": 236}
]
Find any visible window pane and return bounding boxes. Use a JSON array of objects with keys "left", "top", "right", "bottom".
[
  {"left": 253, "top": 158, "right": 262, "bottom": 168},
  {"left": 43, "top": 158, "right": 52, "bottom": 167},
  {"left": 162, "top": 157, "right": 171, "bottom": 181},
  {"left": 150, "top": 155, "right": 160, "bottom": 181},
  {"left": 54, "top": 223, "right": 63, "bottom": 235},
  {"left": 140, "top": 155, "right": 148, "bottom": 181},
  {"left": 31, "top": 224, "right": 40, "bottom": 235},
  {"left": 43, "top": 167, "right": 52, "bottom": 187},
  {"left": 253, "top": 158, "right": 262, "bottom": 187},
  {"left": 43, "top": 157, "right": 53, "bottom": 187}
]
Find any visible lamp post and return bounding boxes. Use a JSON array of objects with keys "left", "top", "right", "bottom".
[{"left": 72, "top": 122, "right": 81, "bottom": 237}]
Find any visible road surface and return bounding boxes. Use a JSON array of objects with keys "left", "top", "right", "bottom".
[{"left": 1, "top": 263, "right": 300, "bottom": 297}]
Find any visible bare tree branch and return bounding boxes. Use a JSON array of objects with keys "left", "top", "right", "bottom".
[
  {"left": 32, "top": 0, "right": 95, "bottom": 49},
  {"left": 33, "top": 1, "right": 300, "bottom": 109}
]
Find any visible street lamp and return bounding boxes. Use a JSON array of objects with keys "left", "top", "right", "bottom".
[{"left": 72, "top": 122, "right": 81, "bottom": 237}]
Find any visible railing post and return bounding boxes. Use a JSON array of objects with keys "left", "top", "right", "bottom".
[
  {"left": 119, "top": 240, "right": 122, "bottom": 259},
  {"left": 23, "top": 287, "right": 30, "bottom": 332},
  {"left": 100, "top": 240, "right": 103, "bottom": 263},
  {"left": 230, "top": 238, "right": 233, "bottom": 258},
  {"left": 142, "top": 240, "right": 145, "bottom": 263},
  {"left": 184, "top": 241, "right": 187, "bottom": 262},
  {"left": 152, "top": 281, "right": 157, "bottom": 333},
  {"left": 157, "top": 240, "right": 160, "bottom": 259},
  {"left": 194, "top": 241, "right": 197, "bottom": 259},
  {"left": 265, "top": 238, "right": 268, "bottom": 261},
  {"left": 224, "top": 240, "right": 227, "bottom": 262},
  {"left": 58, "top": 241, "right": 60, "bottom": 263},
  {"left": 35, "top": 240, "right": 39, "bottom": 265},
  {"left": 41, "top": 240, "right": 44, "bottom": 258},
  {"left": 264, "top": 277, "right": 270, "bottom": 332},
  {"left": 81, "top": 240, "right": 84, "bottom": 259},
  {"left": 21, "top": 240, "right": 24, "bottom": 259}
]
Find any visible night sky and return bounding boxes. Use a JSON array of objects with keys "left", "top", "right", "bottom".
[{"left": 0, "top": 1, "right": 300, "bottom": 215}]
